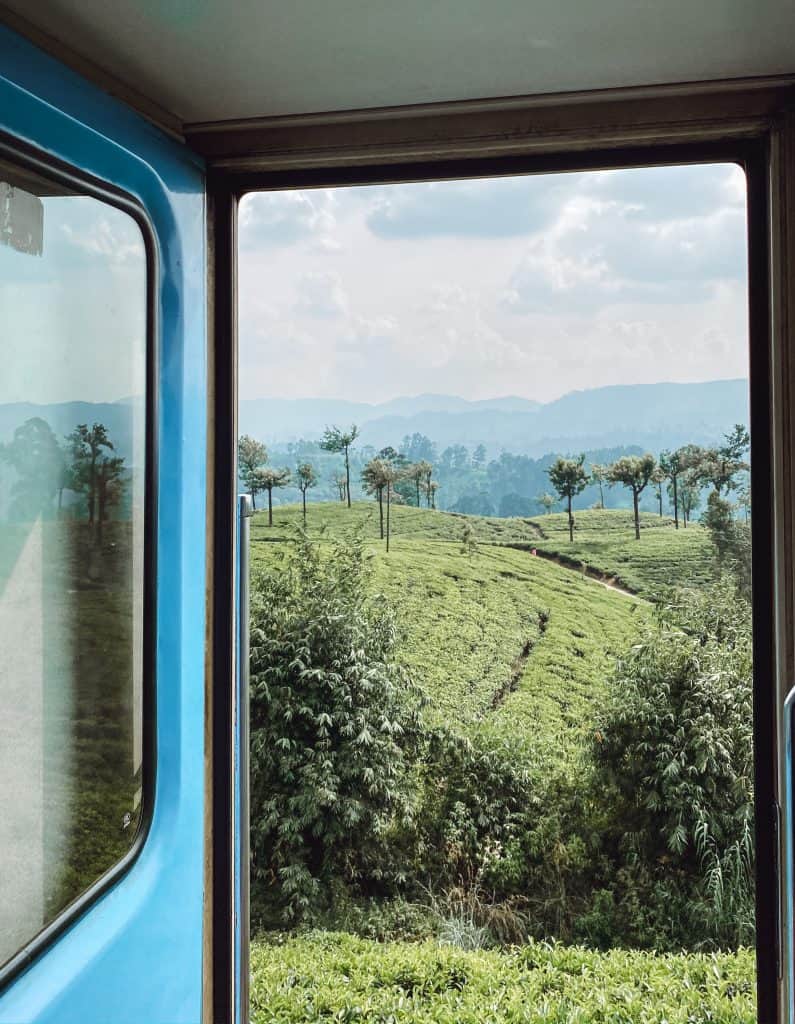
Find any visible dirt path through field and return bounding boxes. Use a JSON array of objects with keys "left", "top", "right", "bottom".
[{"left": 501, "top": 541, "right": 647, "bottom": 602}]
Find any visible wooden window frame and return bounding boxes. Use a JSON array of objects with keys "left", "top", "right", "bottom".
[{"left": 204, "top": 81, "right": 795, "bottom": 1024}]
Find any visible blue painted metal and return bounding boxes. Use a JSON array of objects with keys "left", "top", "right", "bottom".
[{"left": 0, "top": 23, "right": 207, "bottom": 1024}]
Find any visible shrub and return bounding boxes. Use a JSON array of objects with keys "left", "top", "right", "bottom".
[
  {"left": 249, "top": 528, "right": 426, "bottom": 923},
  {"left": 591, "top": 582, "right": 754, "bottom": 948}
]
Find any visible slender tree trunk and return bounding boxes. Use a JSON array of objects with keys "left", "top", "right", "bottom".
[
  {"left": 633, "top": 490, "right": 640, "bottom": 540},
  {"left": 598, "top": 480, "right": 604, "bottom": 508},
  {"left": 88, "top": 454, "right": 97, "bottom": 524},
  {"left": 97, "top": 490, "right": 105, "bottom": 546},
  {"left": 567, "top": 494, "right": 573, "bottom": 542},
  {"left": 378, "top": 488, "right": 384, "bottom": 539},
  {"left": 251, "top": 491, "right": 257, "bottom": 511},
  {"left": 386, "top": 482, "right": 391, "bottom": 552},
  {"left": 673, "top": 475, "right": 679, "bottom": 529},
  {"left": 658, "top": 488, "right": 663, "bottom": 516},
  {"left": 345, "top": 447, "right": 351, "bottom": 508},
  {"left": 302, "top": 487, "right": 307, "bottom": 524},
  {"left": 268, "top": 486, "right": 273, "bottom": 527},
  {"left": 416, "top": 478, "right": 420, "bottom": 507}
]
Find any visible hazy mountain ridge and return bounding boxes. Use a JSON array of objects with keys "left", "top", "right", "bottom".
[
  {"left": 0, "top": 380, "right": 748, "bottom": 462},
  {"left": 239, "top": 379, "right": 748, "bottom": 455}
]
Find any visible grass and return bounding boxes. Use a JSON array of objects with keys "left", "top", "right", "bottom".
[
  {"left": 251, "top": 503, "right": 647, "bottom": 751},
  {"left": 250, "top": 932, "right": 755, "bottom": 1024},
  {"left": 527, "top": 509, "right": 714, "bottom": 598}
]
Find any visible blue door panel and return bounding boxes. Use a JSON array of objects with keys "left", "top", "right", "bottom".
[{"left": 0, "top": 24, "right": 207, "bottom": 1024}]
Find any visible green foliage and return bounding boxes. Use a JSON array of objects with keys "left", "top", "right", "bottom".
[
  {"left": 702, "top": 492, "right": 752, "bottom": 598},
  {"left": 546, "top": 455, "right": 588, "bottom": 541},
  {"left": 592, "top": 583, "right": 754, "bottom": 949},
  {"left": 248, "top": 501, "right": 752, "bottom": 953},
  {"left": 320, "top": 424, "right": 360, "bottom": 507},
  {"left": 239, "top": 434, "right": 269, "bottom": 508},
  {"left": 606, "top": 454, "right": 657, "bottom": 540},
  {"left": 250, "top": 931, "right": 756, "bottom": 1024},
  {"left": 249, "top": 528, "right": 425, "bottom": 924},
  {"left": 527, "top": 508, "right": 713, "bottom": 598}
]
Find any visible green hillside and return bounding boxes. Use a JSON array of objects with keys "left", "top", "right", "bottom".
[
  {"left": 251, "top": 503, "right": 659, "bottom": 754},
  {"left": 526, "top": 508, "right": 713, "bottom": 597}
]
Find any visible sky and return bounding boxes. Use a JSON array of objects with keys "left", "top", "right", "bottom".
[
  {"left": 238, "top": 163, "right": 749, "bottom": 405},
  {"left": 1, "top": 194, "right": 146, "bottom": 406}
]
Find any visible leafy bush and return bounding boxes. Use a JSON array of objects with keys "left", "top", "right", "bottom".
[
  {"left": 249, "top": 528, "right": 426, "bottom": 923},
  {"left": 591, "top": 582, "right": 754, "bottom": 948},
  {"left": 250, "top": 931, "right": 756, "bottom": 1024}
]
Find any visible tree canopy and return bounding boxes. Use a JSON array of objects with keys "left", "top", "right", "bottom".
[{"left": 547, "top": 455, "right": 588, "bottom": 541}]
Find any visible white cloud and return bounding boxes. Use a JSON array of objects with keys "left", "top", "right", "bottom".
[
  {"left": 295, "top": 270, "right": 349, "bottom": 318},
  {"left": 237, "top": 164, "right": 749, "bottom": 403}
]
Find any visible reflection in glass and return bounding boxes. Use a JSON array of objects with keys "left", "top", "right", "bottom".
[{"left": 0, "top": 159, "right": 146, "bottom": 968}]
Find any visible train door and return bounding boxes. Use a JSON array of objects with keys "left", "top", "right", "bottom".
[{"left": 0, "top": 22, "right": 241, "bottom": 1024}]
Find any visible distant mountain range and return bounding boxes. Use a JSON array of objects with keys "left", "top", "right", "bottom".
[
  {"left": 239, "top": 379, "right": 749, "bottom": 456},
  {"left": 0, "top": 379, "right": 750, "bottom": 462}
]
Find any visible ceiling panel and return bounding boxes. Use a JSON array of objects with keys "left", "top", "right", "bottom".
[{"left": 3, "top": 0, "right": 794, "bottom": 125}]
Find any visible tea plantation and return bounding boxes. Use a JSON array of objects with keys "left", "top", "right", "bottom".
[
  {"left": 248, "top": 501, "right": 751, "bottom": 1021},
  {"left": 251, "top": 932, "right": 755, "bottom": 1024}
]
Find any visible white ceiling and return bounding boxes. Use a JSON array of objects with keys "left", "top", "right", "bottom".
[{"left": 4, "top": 0, "right": 795, "bottom": 125}]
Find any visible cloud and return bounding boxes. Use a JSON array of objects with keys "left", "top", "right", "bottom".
[
  {"left": 295, "top": 270, "right": 349, "bottom": 318},
  {"left": 239, "top": 190, "right": 338, "bottom": 247},
  {"left": 237, "top": 164, "right": 749, "bottom": 403},
  {"left": 365, "top": 174, "right": 581, "bottom": 239},
  {"left": 504, "top": 181, "right": 746, "bottom": 313},
  {"left": 583, "top": 163, "right": 744, "bottom": 222}
]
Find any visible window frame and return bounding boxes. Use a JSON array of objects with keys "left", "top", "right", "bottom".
[
  {"left": 210, "top": 134, "right": 780, "bottom": 1022},
  {"left": 0, "top": 131, "right": 159, "bottom": 992}
]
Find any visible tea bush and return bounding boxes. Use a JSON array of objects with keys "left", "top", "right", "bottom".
[{"left": 250, "top": 931, "right": 756, "bottom": 1024}]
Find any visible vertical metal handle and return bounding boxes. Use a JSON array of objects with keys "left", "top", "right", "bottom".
[{"left": 236, "top": 494, "right": 253, "bottom": 1023}]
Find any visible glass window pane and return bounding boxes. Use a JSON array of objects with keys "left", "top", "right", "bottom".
[{"left": 0, "top": 157, "right": 147, "bottom": 969}]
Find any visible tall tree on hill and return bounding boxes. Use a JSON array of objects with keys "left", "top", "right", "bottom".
[
  {"left": 66, "top": 422, "right": 114, "bottom": 526},
  {"left": 257, "top": 467, "right": 291, "bottom": 526},
  {"left": 333, "top": 473, "right": 347, "bottom": 503},
  {"left": 383, "top": 461, "right": 400, "bottom": 553},
  {"left": 296, "top": 462, "right": 317, "bottom": 525},
  {"left": 320, "top": 424, "right": 359, "bottom": 509},
  {"left": 428, "top": 480, "right": 439, "bottom": 509},
  {"left": 238, "top": 435, "right": 269, "bottom": 510},
  {"left": 704, "top": 424, "right": 750, "bottom": 495},
  {"left": 547, "top": 455, "right": 588, "bottom": 542},
  {"left": 420, "top": 461, "right": 434, "bottom": 507},
  {"left": 659, "top": 449, "right": 684, "bottom": 528},
  {"left": 407, "top": 460, "right": 434, "bottom": 507},
  {"left": 680, "top": 478, "right": 701, "bottom": 527},
  {"left": 95, "top": 454, "right": 126, "bottom": 545},
  {"left": 590, "top": 463, "right": 607, "bottom": 509},
  {"left": 361, "top": 457, "right": 390, "bottom": 538},
  {"left": 536, "top": 492, "right": 557, "bottom": 515},
  {"left": 652, "top": 465, "right": 665, "bottom": 517},
  {"left": 606, "top": 453, "right": 657, "bottom": 540}
]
